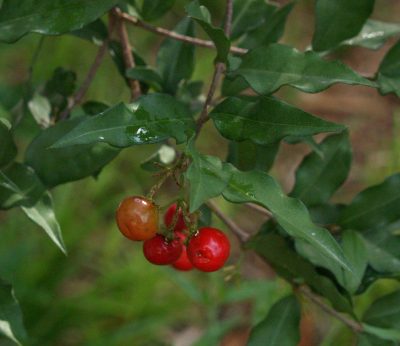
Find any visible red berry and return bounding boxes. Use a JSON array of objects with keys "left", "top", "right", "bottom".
[
  {"left": 172, "top": 232, "right": 193, "bottom": 271},
  {"left": 187, "top": 227, "right": 230, "bottom": 272},
  {"left": 164, "top": 203, "right": 187, "bottom": 232},
  {"left": 143, "top": 234, "right": 183, "bottom": 265},
  {"left": 116, "top": 196, "right": 158, "bottom": 241}
]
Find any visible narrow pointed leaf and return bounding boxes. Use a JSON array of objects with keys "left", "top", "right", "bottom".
[
  {"left": 0, "top": 118, "right": 17, "bottom": 168},
  {"left": 0, "top": 280, "right": 27, "bottom": 345},
  {"left": 0, "top": 0, "right": 118, "bottom": 43},
  {"left": 156, "top": 18, "right": 195, "bottom": 94},
  {"left": 247, "top": 295, "right": 300, "bottom": 346},
  {"left": 291, "top": 132, "right": 352, "bottom": 206},
  {"left": 312, "top": 0, "right": 375, "bottom": 52},
  {"left": 339, "top": 174, "right": 400, "bottom": 231},
  {"left": 185, "top": 1, "right": 230, "bottom": 62},
  {"left": 21, "top": 192, "right": 67, "bottom": 254},
  {"left": 230, "top": 44, "right": 376, "bottom": 95},
  {"left": 210, "top": 96, "right": 345, "bottom": 145},
  {"left": 0, "top": 162, "right": 45, "bottom": 210},
  {"left": 377, "top": 40, "right": 400, "bottom": 98},
  {"left": 52, "top": 94, "right": 195, "bottom": 148}
]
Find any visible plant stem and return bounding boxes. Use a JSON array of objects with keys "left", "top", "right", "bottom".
[
  {"left": 245, "top": 203, "right": 273, "bottom": 218},
  {"left": 206, "top": 200, "right": 249, "bottom": 242},
  {"left": 298, "top": 286, "right": 363, "bottom": 334}
]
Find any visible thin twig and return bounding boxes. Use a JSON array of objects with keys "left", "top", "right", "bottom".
[
  {"left": 298, "top": 286, "right": 363, "bottom": 334},
  {"left": 246, "top": 203, "right": 273, "bottom": 218},
  {"left": 206, "top": 200, "right": 250, "bottom": 242},
  {"left": 113, "top": 9, "right": 141, "bottom": 101},
  {"left": 117, "top": 11, "right": 248, "bottom": 55},
  {"left": 224, "top": 0, "right": 234, "bottom": 36}
]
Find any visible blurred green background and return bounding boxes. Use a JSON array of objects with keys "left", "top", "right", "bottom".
[{"left": 1, "top": 0, "right": 400, "bottom": 345}]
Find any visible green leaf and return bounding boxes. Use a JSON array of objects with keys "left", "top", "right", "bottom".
[
  {"left": 223, "top": 167, "right": 350, "bottom": 271},
  {"left": 82, "top": 101, "right": 109, "bottom": 116},
  {"left": 362, "top": 324, "right": 400, "bottom": 342},
  {"left": 156, "top": 18, "right": 195, "bottom": 94},
  {"left": 363, "top": 290, "right": 400, "bottom": 331},
  {"left": 357, "top": 333, "right": 398, "bottom": 346},
  {"left": 134, "top": 0, "right": 175, "bottom": 21},
  {"left": 0, "top": 162, "right": 45, "bottom": 210},
  {"left": 27, "top": 92, "right": 51, "bottom": 128},
  {"left": 25, "top": 117, "right": 119, "bottom": 188},
  {"left": 21, "top": 192, "right": 67, "bottom": 254},
  {"left": 0, "top": 0, "right": 118, "bottom": 43},
  {"left": 185, "top": 0, "right": 230, "bottom": 62},
  {"left": 52, "top": 94, "right": 195, "bottom": 148},
  {"left": 343, "top": 20, "right": 400, "bottom": 50},
  {"left": 230, "top": 44, "right": 376, "bottom": 95},
  {"left": 210, "top": 96, "right": 345, "bottom": 145},
  {"left": 247, "top": 295, "right": 300, "bottom": 346},
  {"left": 0, "top": 279, "right": 27, "bottom": 345},
  {"left": 227, "top": 140, "right": 279, "bottom": 172},
  {"left": 126, "top": 67, "right": 163, "bottom": 91},
  {"left": 291, "top": 132, "right": 352, "bottom": 206},
  {"left": 339, "top": 174, "right": 400, "bottom": 231},
  {"left": 377, "top": 40, "right": 400, "bottom": 98},
  {"left": 0, "top": 118, "right": 17, "bottom": 168},
  {"left": 239, "top": 2, "right": 294, "bottom": 50},
  {"left": 140, "top": 145, "right": 176, "bottom": 172},
  {"left": 246, "top": 232, "right": 353, "bottom": 313},
  {"left": 186, "top": 148, "right": 231, "bottom": 212},
  {"left": 71, "top": 19, "right": 108, "bottom": 44},
  {"left": 312, "top": 0, "right": 375, "bottom": 52}
]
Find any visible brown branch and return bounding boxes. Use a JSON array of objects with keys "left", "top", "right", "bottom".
[
  {"left": 206, "top": 200, "right": 250, "bottom": 242},
  {"left": 113, "top": 9, "right": 141, "bottom": 101},
  {"left": 298, "top": 286, "right": 363, "bottom": 334},
  {"left": 117, "top": 11, "right": 248, "bottom": 55},
  {"left": 246, "top": 203, "right": 273, "bottom": 218},
  {"left": 224, "top": 0, "right": 234, "bottom": 36}
]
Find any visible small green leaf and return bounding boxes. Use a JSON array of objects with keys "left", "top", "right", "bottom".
[
  {"left": 0, "top": 0, "right": 118, "bottom": 43},
  {"left": 185, "top": 0, "right": 230, "bottom": 62},
  {"left": 0, "top": 118, "right": 17, "bottom": 168},
  {"left": 134, "top": 0, "right": 175, "bottom": 21},
  {"left": 312, "top": 0, "right": 375, "bottom": 52},
  {"left": 156, "top": 18, "right": 195, "bottom": 94},
  {"left": 247, "top": 232, "right": 353, "bottom": 313},
  {"left": 247, "top": 295, "right": 300, "bottom": 346},
  {"left": 0, "top": 162, "right": 45, "bottom": 210},
  {"left": 0, "top": 279, "right": 27, "bottom": 345},
  {"left": 377, "top": 40, "right": 400, "bottom": 98},
  {"left": 25, "top": 117, "right": 119, "bottom": 188},
  {"left": 291, "top": 132, "right": 352, "bottom": 206},
  {"left": 27, "top": 92, "right": 51, "bottom": 128},
  {"left": 21, "top": 191, "right": 67, "bottom": 254},
  {"left": 343, "top": 20, "right": 400, "bottom": 50},
  {"left": 52, "top": 94, "right": 195, "bottom": 148},
  {"left": 230, "top": 44, "right": 376, "bottom": 95},
  {"left": 126, "top": 66, "right": 163, "bottom": 91},
  {"left": 210, "top": 96, "right": 345, "bottom": 145},
  {"left": 339, "top": 174, "right": 400, "bottom": 231}
]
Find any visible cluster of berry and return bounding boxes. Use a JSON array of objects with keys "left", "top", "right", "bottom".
[{"left": 116, "top": 197, "right": 231, "bottom": 272}]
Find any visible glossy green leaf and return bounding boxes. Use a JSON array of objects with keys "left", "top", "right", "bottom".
[
  {"left": 185, "top": 1, "right": 230, "bottom": 62},
  {"left": 362, "top": 324, "right": 400, "bottom": 342},
  {"left": 0, "top": 0, "right": 118, "bottom": 43},
  {"left": 134, "top": 0, "right": 175, "bottom": 21},
  {"left": 230, "top": 44, "right": 376, "bottom": 95},
  {"left": 0, "top": 162, "right": 45, "bottom": 210},
  {"left": 239, "top": 2, "right": 294, "bottom": 50},
  {"left": 227, "top": 140, "right": 279, "bottom": 172},
  {"left": 52, "top": 94, "right": 195, "bottom": 148},
  {"left": 82, "top": 101, "right": 109, "bottom": 116},
  {"left": 357, "top": 333, "right": 398, "bottom": 346},
  {"left": 247, "top": 233, "right": 353, "bottom": 313},
  {"left": 126, "top": 67, "right": 163, "bottom": 91},
  {"left": 21, "top": 192, "right": 66, "bottom": 254},
  {"left": 27, "top": 93, "right": 51, "bottom": 128},
  {"left": 339, "top": 174, "right": 400, "bottom": 231},
  {"left": 156, "top": 18, "right": 195, "bottom": 94},
  {"left": 343, "top": 20, "right": 400, "bottom": 50},
  {"left": 363, "top": 290, "right": 400, "bottom": 332},
  {"left": 285, "top": 135, "right": 324, "bottom": 158},
  {"left": 0, "top": 118, "right": 17, "bottom": 168},
  {"left": 25, "top": 117, "right": 119, "bottom": 188},
  {"left": 312, "top": 0, "right": 375, "bottom": 52},
  {"left": 210, "top": 96, "right": 345, "bottom": 145},
  {"left": 71, "top": 19, "right": 108, "bottom": 44},
  {"left": 291, "top": 132, "right": 352, "bottom": 206},
  {"left": 0, "top": 279, "right": 27, "bottom": 345},
  {"left": 377, "top": 40, "right": 400, "bottom": 98},
  {"left": 247, "top": 295, "right": 300, "bottom": 346}
]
